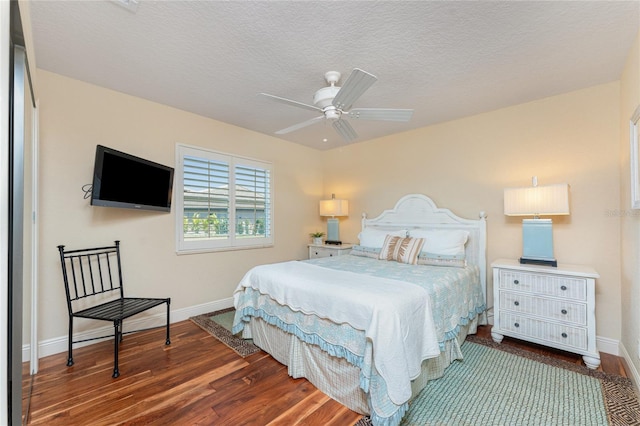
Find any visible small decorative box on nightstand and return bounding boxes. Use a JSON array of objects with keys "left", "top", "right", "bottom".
[
  {"left": 491, "top": 258, "right": 601, "bottom": 369},
  {"left": 308, "top": 243, "right": 353, "bottom": 259}
]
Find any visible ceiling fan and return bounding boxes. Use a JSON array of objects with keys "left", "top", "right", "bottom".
[{"left": 259, "top": 68, "right": 414, "bottom": 142}]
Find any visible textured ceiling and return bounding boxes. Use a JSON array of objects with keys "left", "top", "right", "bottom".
[{"left": 29, "top": 1, "right": 640, "bottom": 150}]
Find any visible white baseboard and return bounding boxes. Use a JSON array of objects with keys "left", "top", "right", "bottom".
[
  {"left": 23, "top": 297, "right": 233, "bottom": 363},
  {"left": 620, "top": 342, "right": 640, "bottom": 393},
  {"left": 597, "top": 335, "right": 619, "bottom": 356}
]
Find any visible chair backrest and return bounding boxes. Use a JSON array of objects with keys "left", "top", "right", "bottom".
[{"left": 57, "top": 241, "right": 125, "bottom": 314}]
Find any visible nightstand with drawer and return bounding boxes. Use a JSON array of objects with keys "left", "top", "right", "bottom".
[
  {"left": 308, "top": 243, "right": 353, "bottom": 259},
  {"left": 491, "top": 258, "right": 600, "bottom": 369}
]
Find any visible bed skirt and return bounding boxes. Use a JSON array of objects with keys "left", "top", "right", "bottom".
[{"left": 245, "top": 315, "right": 480, "bottom": 417}]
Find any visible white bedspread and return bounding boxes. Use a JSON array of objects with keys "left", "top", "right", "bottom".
[{"left": 233, "top": 260, "right": 441, "bottom": 404}]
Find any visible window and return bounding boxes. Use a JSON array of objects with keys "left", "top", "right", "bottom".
[{"left": 176, "top": 144, "right": 273, "bottom": 253}]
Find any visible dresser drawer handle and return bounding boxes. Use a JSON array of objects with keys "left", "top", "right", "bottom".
[
  {"left": 514, "top": 301, "right": 520, "bottom": 306},
  {"left": 514, "top": 322, "right": 520, "bottom": 328},
  {"left": 329, "top": 253, "right": 333, "bottom": 257},
  {"left": 513, "top": 279, "right": 519, "bottom": 285},
  {"left": 560, "top": 285, "right": 567, "bottom": 291},
  {"left": 561, "top": 309, "right": 568, "bottom": 315},
  {"left": 561, "top": 332, "right": 568, "bottom": 338},
  {"left": 314, "top": 252, "right": 319, "bottom": 255}
]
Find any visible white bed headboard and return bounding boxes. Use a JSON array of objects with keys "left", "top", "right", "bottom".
[{"left": 361, "top": 194, "right": 487, "bottom": 303}]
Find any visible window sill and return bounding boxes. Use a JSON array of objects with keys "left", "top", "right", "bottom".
[{"left": 176, "top": 244, "right": 274, "bottom": 256}]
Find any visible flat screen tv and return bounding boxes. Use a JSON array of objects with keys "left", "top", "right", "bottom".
[{"left": 91, "top": 145, "right": 174, "bottom": 212}]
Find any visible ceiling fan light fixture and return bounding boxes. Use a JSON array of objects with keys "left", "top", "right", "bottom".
[
  {"left": 314, "top": 86, "right": 340, "bottom": 108},
  {"left": 324, "top": 108, "right": 341, "bottom": 121},
  {"left": 261, "top": 68, "right": 413, "bottom": 143}
]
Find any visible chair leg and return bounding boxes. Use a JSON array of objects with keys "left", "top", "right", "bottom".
[
  {"left": 67, "top": 315, "right": 74, "bottom": 367},
  {"left": 112, "top": 320, "right": 120, "bottom": 378},
  {"left": 165, "top": 299, "right": 171, "bottom": 345}
]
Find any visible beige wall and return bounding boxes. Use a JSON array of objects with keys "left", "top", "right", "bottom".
[
  {"left": 36, "top": 70, "right": 324, "bottom": 341},
  {"left": 322, "top": 82, "right": 621, "bottom": 342},
  {"left": 35, "top": 70, "right": 625, "bottom": 353},
  {"left": 620, "top": 32, "right": 640, "bottom": 376}
]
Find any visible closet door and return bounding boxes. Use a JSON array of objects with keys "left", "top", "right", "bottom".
[
  {"left": 0, "top": 4, "right": 9, "bottom": 425},
  {"left": 8, "top": 43, "right": 26, "bottom": 426},
  {"left": 5, "top": 2, "right": 38, "bottom": 424},
  {"left": 8, "top": 4, "right": 37, "bottom": 423}
]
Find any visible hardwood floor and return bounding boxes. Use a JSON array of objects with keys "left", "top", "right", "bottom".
[
  {"left": 22, "top": 320, "right": 362, "bottom": 426},
  {"left": 22, "top": 321, "right": 630, "bottom": 425}
]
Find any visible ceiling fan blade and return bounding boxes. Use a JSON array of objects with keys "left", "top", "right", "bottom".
[
  {"left": 332, "top": 119, "right": 358, "bottom": 142},
  {"left": 259, "top": 93, "right": 322, "bottom": 113},
  {"left": 275, "top": 116, "right": 324, "bottom": 134},
  {"left": 332, "top": 68, "right": 377, "bottom": 111},
  {"left": 348, "top": 108, "right": 414, "bottom": 122}
]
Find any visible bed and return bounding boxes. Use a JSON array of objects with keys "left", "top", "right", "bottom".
[{"left": 232, "top": 194, "right": 487, "bottom": 426}]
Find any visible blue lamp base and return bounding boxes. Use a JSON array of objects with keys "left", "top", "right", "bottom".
[
  {"left": 325, "top": 218, "right": 342, "bottom": 245},
  {"left": 520, "top": 219, "right": 557, "bottom": 267}
]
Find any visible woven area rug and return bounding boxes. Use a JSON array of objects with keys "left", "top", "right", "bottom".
[
  {"left": 355, "top": 336, "right": 640, "bottom": 426},
  {"left": 189, "top": 307, "right": 260, "bottom": 357}
]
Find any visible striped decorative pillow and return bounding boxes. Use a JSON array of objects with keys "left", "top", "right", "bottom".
[{"left": 378, "top": 236, "right": 425, "bottom": 265}]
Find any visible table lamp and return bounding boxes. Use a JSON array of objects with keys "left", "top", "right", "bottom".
[
  {"left": 319, "top": 194, "right": 349, "bottom": 245},
  {"left": 504, "top": 177, "right": 569, "bottom": 267}
]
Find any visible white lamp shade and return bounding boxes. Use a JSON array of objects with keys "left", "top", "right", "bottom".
[
  {"left": 504, "top": 183, "right": 570, "bottom": 216},
  {"left": 319, "top": 198, "right": 349, "bottom": 217}
]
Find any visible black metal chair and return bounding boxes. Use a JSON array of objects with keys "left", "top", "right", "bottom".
[{"left": 57, "top": 240, "right": 171, "bottom": 378}]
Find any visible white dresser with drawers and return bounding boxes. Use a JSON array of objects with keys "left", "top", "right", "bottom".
[{"left": 491, "top": 258, "right": 600, "bottom": 369}]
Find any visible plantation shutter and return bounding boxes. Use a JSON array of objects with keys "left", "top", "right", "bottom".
[
  {"left": 183, "top": 155, "right": 229, "bottom": 241},
  {"left": 234, "top": 164, "right": 271, "bottom": 238},
  {"left": 176, "top": 144, "right": 273, "bottom": 253}
]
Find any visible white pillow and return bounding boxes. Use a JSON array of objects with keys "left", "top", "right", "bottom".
[
  {"left": 358, "top": 228, "right": 408, "bottom": 249},
  {"left": 409, "top": 229, "right": 469, "bottom": 256}
]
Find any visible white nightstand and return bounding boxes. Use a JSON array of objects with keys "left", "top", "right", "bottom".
[
  {"left": 308, "top": 243, "right": 354, "bottom": 259},
  {"left": 491, "top": 258, "right": 600, "bottom": 369}
]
